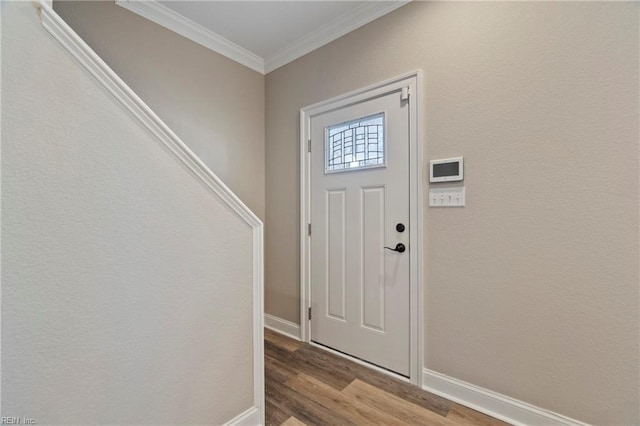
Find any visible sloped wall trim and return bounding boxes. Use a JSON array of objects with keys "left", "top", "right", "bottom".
[{"left": 38, "top": 1, "right": 264, "bottom": 424}]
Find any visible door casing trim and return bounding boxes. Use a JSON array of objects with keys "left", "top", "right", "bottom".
[{"left": 300, "top": 70, "right": 424, "bottom": 386}]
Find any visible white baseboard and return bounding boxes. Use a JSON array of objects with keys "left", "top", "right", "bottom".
[
  {"left": 224, "top": 406, "right": 262, "bottom": 426},
  {"left": 422, "top": 369, "right": 588, "bottom": 426},
  {"left": 264, "top": 314, "right": 301, "bottom": 341}
]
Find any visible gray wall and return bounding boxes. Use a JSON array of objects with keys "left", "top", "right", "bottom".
[
  {"left": 54, "top": 0, "right": 266, "bottom": 220},
  {"left": 2, "top": 2, "right": 254, "bottom": 423},
  {"left": 265, "top": 2, "right": 639, "bottom": 424}
]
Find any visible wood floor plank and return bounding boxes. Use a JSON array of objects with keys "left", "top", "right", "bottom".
[
  {"left": 265, "top": 328, "right": 305, "bottom": 352},
  {"left": 446, "top": 403, "right": 512, "bottom": 426},
  {"left": 285, "top": 373, "right": 406, "bottom": 426},
  {"left": 296, "top": 344, "right": 452, "bottom": 416},
  {"left": 280, "top": 416, "right": 307, "bottom": 426},
  {"left": 265, "top": 329, "right": 506, "bottom": 425},
  {"left": 265, "top": 351, "right": 298, "bottom": 384},
  {"left": 342, "top": 378, "right": 452, "bottom": 426},
  {"left": 265, "top": 399, "right": 291, "bottom": 426},
  {"left": 265, "top": 366, "right": 291, "bottom": 389},
  {"left": 266, "top": 374, "right": 354, "bottom": 426},
  {"left": 266, "top": 340, "right": 355, "bottom": 390},
  {"left": 357, "top": 372, "right": 452, "bottom": 417}
]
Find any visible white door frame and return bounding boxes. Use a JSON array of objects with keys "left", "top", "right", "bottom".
[{"left": 300, "top": 70, "right": 424, "bottom": 386}]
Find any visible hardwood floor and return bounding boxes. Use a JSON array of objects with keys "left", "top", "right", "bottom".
[{"left": 265, "top": 328, "right": 511, "bottom": 426}]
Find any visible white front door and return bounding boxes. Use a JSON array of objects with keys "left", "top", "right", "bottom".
[{"left": 310, "top": 87, "right": 410, "bottom": 376}]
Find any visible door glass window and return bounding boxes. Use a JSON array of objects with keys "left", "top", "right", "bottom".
[{"left": 325, "top": 112, "right": 385, "bottom": 173}]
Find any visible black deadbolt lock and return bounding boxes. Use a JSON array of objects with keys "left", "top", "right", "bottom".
[{"left": 396, "top": 223, "right": 406, "bottom": 233}]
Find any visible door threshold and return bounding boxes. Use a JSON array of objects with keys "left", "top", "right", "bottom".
[{"left": 309, "top": 341, "right": 410, "bottom": 383}]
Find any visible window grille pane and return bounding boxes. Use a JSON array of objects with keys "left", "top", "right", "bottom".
[{"left": 325, "top": 113, "right": 385, "bottom": 173}]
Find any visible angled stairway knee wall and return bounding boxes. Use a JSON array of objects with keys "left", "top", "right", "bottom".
[{"left": 2, "top": 2, "right": 263, "bottom": 424}]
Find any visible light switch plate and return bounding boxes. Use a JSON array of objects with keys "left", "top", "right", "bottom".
[{"left": 429, "top": 186, "right": 465, "bottom": 207}]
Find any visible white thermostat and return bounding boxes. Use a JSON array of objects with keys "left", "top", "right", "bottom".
[{"left": 429, "top": 157, "right": 463, "bottom": 183}]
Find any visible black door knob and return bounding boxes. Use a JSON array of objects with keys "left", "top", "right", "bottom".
[
  {"left": 384, "top": 243, "right": 406, "bottom": 253},
  {"left": 396, "top": 223, "right": 405, "bottom": 233}
]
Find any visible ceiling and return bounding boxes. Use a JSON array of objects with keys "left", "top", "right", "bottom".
[{"left": 116, "top": 0, "right": 410, "bottom": 74}]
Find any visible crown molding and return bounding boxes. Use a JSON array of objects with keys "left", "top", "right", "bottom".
[
  {"left": 114, "top": 0, "right": 409, "bottom": 75},
  {"left": 264, "top": 1, "right": 410, "bottom": 73},
  {"left": 115, "top": 0, "right": 265, "bottom": 74}
]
